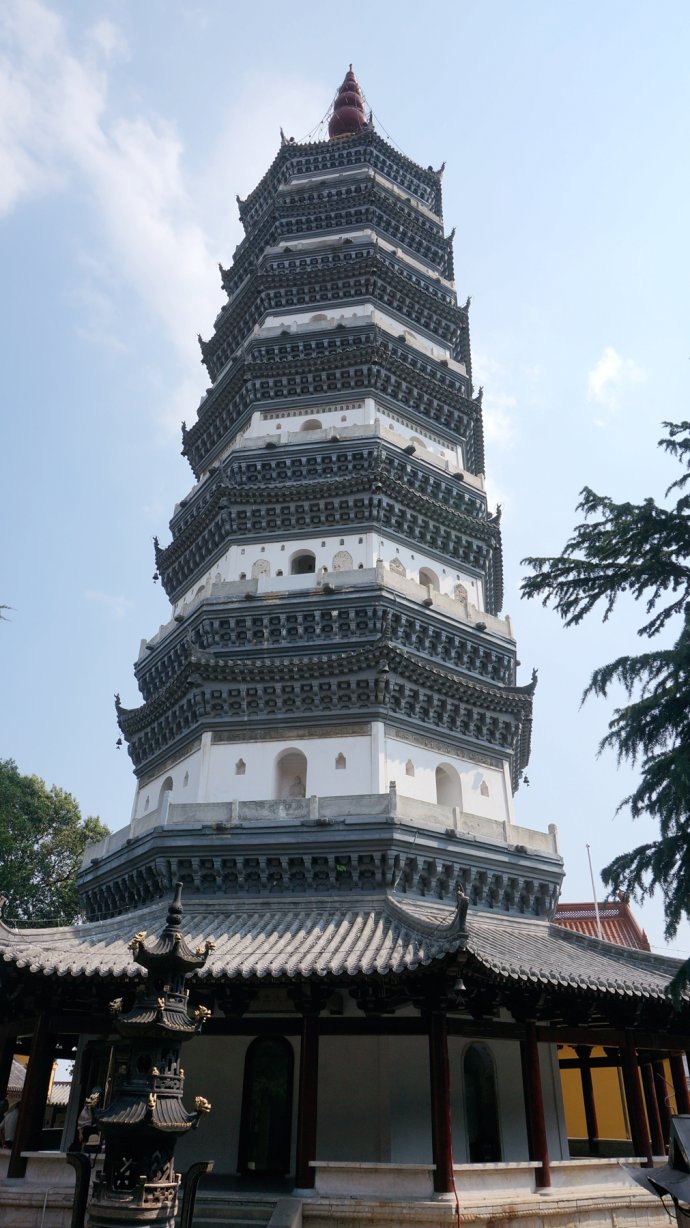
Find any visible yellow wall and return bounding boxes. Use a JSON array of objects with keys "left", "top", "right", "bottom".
[
  {"left": 559, "top": 1047, "right": 678, "bottom": 1144},
  {"left": 559, "top": 1046, "right": 629, "bottom": 1141}
]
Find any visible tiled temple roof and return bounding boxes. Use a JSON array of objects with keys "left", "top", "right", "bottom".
[
  {"left": 0, "top": 895, "right": 466, "bottom": 982},
  {"left": 467, "top": 911, "right": 675, "bottom": 999},
  {"left": 0, "top": 895, "right": 682, "bottom": 1001},
  {"left": 554, "top": 900, "right": 651, "bottom": 951}
]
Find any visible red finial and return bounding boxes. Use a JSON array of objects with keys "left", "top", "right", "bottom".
[{"left": 328, "top": 65, "right": 367, "bottom": 139}]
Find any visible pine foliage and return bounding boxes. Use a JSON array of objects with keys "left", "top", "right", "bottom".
[{"left": 521, "top": 422, "right": 690, "bottom": 996}]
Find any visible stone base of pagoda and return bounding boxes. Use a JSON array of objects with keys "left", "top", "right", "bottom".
[
  {"left": 0, "top": 1160, "right": 671, "bottom": 1228},
  {"left": 300, "top": 1194, "right": 670, "bottom": 1228},
  {"left": 308, "top": 1157, "right": 663, "bottom": 1201}
]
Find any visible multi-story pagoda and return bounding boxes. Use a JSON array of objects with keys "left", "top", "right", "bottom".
[
  {"left": 2, "top": 68, "right": 690, "bottom": 1228},
  {"left": 113, "top": 64, "right": 532, "bottom": 864}
]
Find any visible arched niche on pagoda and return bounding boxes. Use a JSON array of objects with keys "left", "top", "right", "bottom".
[
  {"left": 290, "top": 550, "right": 316, "bottom": 576},
  {"left": 419, "top": 566, "right": 440, "bottom": 592},
  {"left": 435, "top": 763, "right": 460, "bottom": 808},
  {"left": 158, "top": 776, "right": 173, "bottom": 818},
  {"left": 275, "top": 749, "right": 308, "bottom": 800}
]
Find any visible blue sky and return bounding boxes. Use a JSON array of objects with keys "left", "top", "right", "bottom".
[{"left": 1, "top": 0, "right": 690, "bottom": 953}]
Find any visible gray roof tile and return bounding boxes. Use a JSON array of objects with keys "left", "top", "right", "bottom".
[{"left": 0, "top": 896, "right": 682, "bottom": 1000}]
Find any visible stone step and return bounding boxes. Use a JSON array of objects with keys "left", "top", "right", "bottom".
[
  {"left": 187, "top": 1196, "right": 275, "bottom": 1227},
  {"left": 193, "top": 1220, "right": 272, "bottom": 1227}
]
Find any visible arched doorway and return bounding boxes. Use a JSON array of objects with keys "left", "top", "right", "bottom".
[
  {"left": 463, "top": 1043, "right": 501, "bottom": 1162},
  {"left": 238, "top": 1037, "right": 294, "bottom": 1177}
]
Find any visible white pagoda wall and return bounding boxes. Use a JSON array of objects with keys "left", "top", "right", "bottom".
[
  {"left": 172, "top": 1031, "right": 568, "bottom": 1176},
  {"left": 171, "top": 533, "right": 483, "bottom": 616},
  {"left": 131, "top": 725, "right": 514, "bottom": 824}
]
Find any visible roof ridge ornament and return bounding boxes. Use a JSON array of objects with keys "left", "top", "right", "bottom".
[{"left": 328, "top": 65, "right": 368, "bottom": 140}]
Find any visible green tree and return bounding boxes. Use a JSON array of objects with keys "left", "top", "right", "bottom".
[
  {"left": 521, "top": 421, "right": 690, "bottom": 990},
  {"left": 0, "top": 759, "right": 109, "bottom": 924}
]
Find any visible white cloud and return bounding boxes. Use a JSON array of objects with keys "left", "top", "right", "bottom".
[
  {"left": 587, "top": 346, "right": 644, "bottom": 421},
  {"left": 84, "top": 590, "right": 134, "bottom": 620},
  {"left": 88, "top": 19, "right": 128, "bottom": 61},
  {"left": 472, "top": 350, "right": 518, "bottom": 449},
  {"left": 0, "top": 1, "right": 325, "bottom": 431}
]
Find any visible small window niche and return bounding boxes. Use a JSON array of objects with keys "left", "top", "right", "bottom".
[
  {"left": 235, "top": 758, "right": 246, "bottom": 776},
  {"left": 335, "top": 753, "right": 346, "bottom": 770},
  {"left": 405, "top": 759, "right": 415, "bottom": 777}
]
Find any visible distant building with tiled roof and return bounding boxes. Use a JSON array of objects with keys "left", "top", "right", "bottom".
[{"left": 554, "top": 897, "right": 651, "bottom": 951}]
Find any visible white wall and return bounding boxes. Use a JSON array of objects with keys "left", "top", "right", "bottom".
[
  {"left": 386, "top": 733, "right": 514, "bottom": 822},
  {"left": 244, "top": 396, "right": 370, "bottom": 439},
  {"left": 318, "top": 1036, "right": 390, "bottom": 1161},
  {"left": 132, "top": 724, "right": 514, "bottom": 819},
  {"left": 132, "top": 724, "right": 515, "bottom": 819},
  {"left": 165, "top": 1029, "right": 565, "bottom": 1177},
  {"left": 172, "top": 531, "right": 482, "bottom": 613},
  {"left": 389, "top": 1036, "right": 432, "bottom": 1162},
  {"left": 205, "top": 733, "right": 377, "bottom": 803},
  {"left": 449, "top": 1038, "right": 529, "bottom": 1163},
  {"left": 133, "top": 742, "right": 204, "bottom": 820}
]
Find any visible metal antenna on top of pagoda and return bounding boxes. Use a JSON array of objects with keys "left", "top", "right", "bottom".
[{"left": 86, "top": 883, "right": 215, "bottom": 1228}]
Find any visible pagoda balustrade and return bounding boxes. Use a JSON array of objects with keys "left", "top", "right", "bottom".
[{"left": 185, "top": 361, "right": 481, "bottom": 480}]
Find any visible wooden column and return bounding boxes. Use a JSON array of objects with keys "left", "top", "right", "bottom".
[
  {"left": 0, "top": 1033, "right": 15, "bottom": 1102},
  {"left": 575, "top": 1046, "right": 599, "bottom": 1156},
  {"left": 8, "top": 1014, "right": 56, "bottom": 1178},
  {"left": 521, "top": 1022, "right": 550, "bottom": 1189},
  {"left": 620, "top": 1033, "right": 652, "bottom": 1166},
  {"left": 294, "top": 1011, "right": 319, "bottom": 1191},
  {"left": 428, "top": 1009, "right": 454, "bottom": 1196},
  {"left": 671, "top": 1053, "right": 690, "bottom": 1114},
  {"left": 653, "top": 1059, "right": 671, "bottom": 1145},
  {"left": 640, "top": 1062, "right": 664, "bottom": 1156}
]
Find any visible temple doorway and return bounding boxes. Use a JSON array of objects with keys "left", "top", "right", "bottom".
[
  {"left": 237, "top": 1037, "right": 294, "bottom": 1177},
  {"left": 464, "top": 1043, "right": 502, "bottom": 1162}
]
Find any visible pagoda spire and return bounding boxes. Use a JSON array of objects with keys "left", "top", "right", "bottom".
[{"left": 329, "top": 64, "right": 367, "bottom": 139}]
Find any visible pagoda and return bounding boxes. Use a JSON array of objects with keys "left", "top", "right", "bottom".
[
  {"left": 105, "top": 64, "right": 542, "bottom": 924},
  {"left": 2, "top": 69, "right": 689, "bottom": 1228}
]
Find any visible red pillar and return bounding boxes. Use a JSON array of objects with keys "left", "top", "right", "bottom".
[
  {"left": 653, "top": 1059, "right": 671, "bottom": 1145},
  {"left": 640, "top": 1062, "right": 665, "bottom": 1157},
  {"left": 8, "top": 1014, "right": 56, "bottom": 1178},
  {"left": 521, "top": 1023, "right": 550, "bottom": 1188},
  {"left": 671, "top": 1053, "right": 690, "bottom": 1114},
  {"left": 575, "top": 1046, "right": 599, "bottom": 1156},
  {"left": 428, "top": 1009, "right": 454, "bottom": 1196},
  {"left": 620, "top": 1033, "right": 652, "bottom": 1166},
  {"left": 294, "top": 1012, "right": 319, "bottom": 1191}
]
